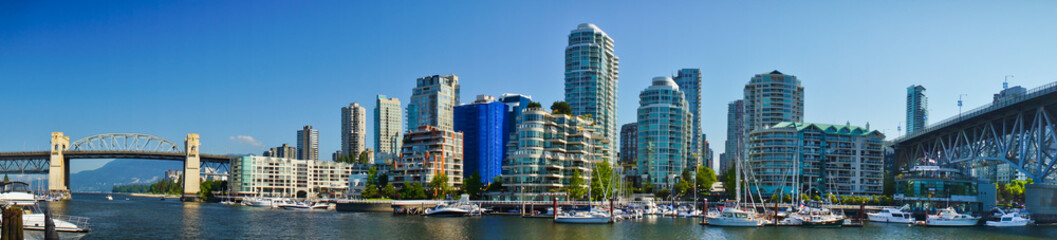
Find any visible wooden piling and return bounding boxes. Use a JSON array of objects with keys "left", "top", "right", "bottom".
[{"left": 2, "top": 206, "right": 24, "bottom": 240}]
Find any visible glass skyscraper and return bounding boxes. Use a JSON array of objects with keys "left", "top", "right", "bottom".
[
  {"left": 374, "top": 95, "right": 402, "bottom": 164},
  {"left": 673, "top": 68, "right": 702, "bottom": 167},
  {"left": 721, "top": 99, "right": 744, "bottom": 173},
  {"left": 565, "top": 23, "right": 619, "bottom": 163},
  {"left": 454, "top": 95, "right": 508, "bottom": 184},
  {"left": 743, "top": 70, "right": 804, "bottom": 137},
  {"left": 497, "top": 93, "right": 533, "bottom": 161},
  {"left": 906, "top": 85, "right": 927, "bottom": 134},
  {"left": 407, "top": 75, "right": 460, "bottom": 132},
  {"left": 637, "top": 77, "right": 692, "bottom": 188}
]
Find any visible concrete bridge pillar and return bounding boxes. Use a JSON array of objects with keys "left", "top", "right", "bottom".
[
  {"left": 48, "top": 132, "right": 70, "bottom": 198},
  {"left": 181, "top": 134, "right": 202, "bottom": 202}
]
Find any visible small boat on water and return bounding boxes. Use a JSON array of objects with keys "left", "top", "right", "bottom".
[
  {"left": 554, "top": 210, "right": 611, "bottom": 224},
  {"left": 106, "top": 195, "right": 113, "bottom": 201},
  {"left": 925, "top": 207, "right": 979, "bottom": 226},
  {"left": 243, "top": 197, "right": 275, "bottom": 208},
  {"left": 426, "top": 195, "right": 482, "bottom": 217},
  {"left": 706, "top": 203, "right": 768, "bottom": 227},
  {"left": 986, "top": 208, "right": 1033, "bottom": 227},
  {"left": 281, "top": 202, "right": 331, "bottom": 210},
  {"left": 0, "top": 181, "right": 91, "bottom": 238},
  {"left": 867, "top": 205, "right": 914, "bottom": 223},
  {"left": 799, "top": 201, "right": 846, "bottom": 227}
]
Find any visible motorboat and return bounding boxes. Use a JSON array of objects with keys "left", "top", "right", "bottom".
[
  {"left": 282, "top": 202, "right": 331, "bottom": 210},
  {"left": 242, "top": 197, "right": 275, "bottom": 208},
  {"left": 867, "top": 205, "right": 914, "bottom": 223},
  {"left": 106, "top": 195, "right": 113, "bottom": 201},
  {"left": 425, "top": 203, "right": 471, "bottom": 217},
  {"left": 426, "top": 195, "right": 481, "bottom": 217},
  {"left": 706, "top": 205, "right": 767, "bottom": 227},
  {"left": 554, "top": 209, "right": 611, "bottom": 224},
  {"left": 986, "top": 208, "right": 1033, "bottom": 227},
  {"left": 800, "top": 202, "right": 846, "bottom": 227},
  {"left": 0, "top": 182, "right": 39, "bottom": 206},
  {"left": 0, "top": 182, "right": 91, "bottom": 238},
  {"left": 925, "top": 207, "right": 980, "bottom": 226}
]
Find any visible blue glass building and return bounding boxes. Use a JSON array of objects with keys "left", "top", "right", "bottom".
[
  {"left": 454, "top": 95, "right": 508, "bottom": 184},
  {"left": 497, "top": 93, "right": 532, "bottom": 160}
]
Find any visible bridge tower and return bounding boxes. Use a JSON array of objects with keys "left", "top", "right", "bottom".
[
  {"left": 48, "top": 132, "right": 70, "bottom": 198},
  {"left": 181, "top": 134, "right": 202, "bottom": 202}
]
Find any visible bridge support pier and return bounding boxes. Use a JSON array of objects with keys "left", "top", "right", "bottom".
[
  {"left": 47, "top": 132, "right": 70, "bottom": 200},
  {"left": 181, "top": 134, "right": 202, "bottom": 202}
]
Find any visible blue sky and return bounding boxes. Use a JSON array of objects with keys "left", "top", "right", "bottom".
[{"left": 2, "top": 1, "right": 1056, "bottom": 173}]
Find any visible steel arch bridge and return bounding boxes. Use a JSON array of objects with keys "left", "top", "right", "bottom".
[
  {"left": 892, "top": 82, "right": 1057, "bottom": 183},
  {"left": 0, "top": 132, "right": 233, "bottom": 201}
]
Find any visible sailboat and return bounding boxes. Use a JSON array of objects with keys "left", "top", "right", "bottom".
[
  {"left": 706, "top": 147, "right": 768, "bottom": 227},
  {"left": 555, "top": 161, "right": 613, "bottom": 224}
]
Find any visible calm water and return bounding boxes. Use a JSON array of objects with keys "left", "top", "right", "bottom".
[{"left": 41, "top": 193, "right": 1056, "bottom": 239}]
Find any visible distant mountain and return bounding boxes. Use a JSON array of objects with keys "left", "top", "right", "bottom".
[{"left": 69, "top": 159, "right": 182, "bottom": 192}]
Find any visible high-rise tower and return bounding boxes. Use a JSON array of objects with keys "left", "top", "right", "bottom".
[
  {"left": 565, "top": 23, "right": 619, "bottom": 162},
  {"left": 407, "top": 75, "right": 460, "bottom": 132},
  {"left": 297, "top": 125, "right": 319, "bottom": 161},
  {"left": 341, "top": 102, "right": 367, "bottom": 158},
  {"left": 743, "top": 70, "right": 804, "bottom": 136},
  {"left": 374, "top": 95, "right": 402, "bottom": 164},
  {"left": 673, "top": 68, "right": 702, "bottom": 167},
  {"left": 637, "top": 77, "right": 692, "bottom": 188},
  {"left": 906, "top": 85, "right": 927, "bottom": 134}
]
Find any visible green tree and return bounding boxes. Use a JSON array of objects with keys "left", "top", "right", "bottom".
[
  {"left": 589, "top": 162, "right": 617, "bottom": 201},
  {"left": 486, "top": 176, "right": 504, "bottom": 192},
  {"left": 564, "top": 170, "right": 587, "bottom": 200},
  {"left": 381, "top": 183, "right": 398, "bottom": 199},
  {"left": 361, "top": 184, "right": 379, "bottom": 198},
  {"left": 695, "top": 166, "right": 717, "bottom": 194},
  {"left": 367, "top": 167, "right": 379, "bottom": 185},
  {"left": 429, "top": 174, "right": 451, "bottom": 199},
  {"left": 655, "top": 189, "right": 671, "bottom": 200},
  {"left": 550, "top": 101, "right": 571, "bottom": 115},
  {"left": 358, "top": 151, "right": 370, "bottom": 165},
  {"left": 462, "top": 172, "right": 484, "bottom": 200},
  {"left": 3, "top": 174, "right": 8, "bottom": 182},
  {"left": 722, "top": 167, "right": 739, "bottom": 196},
  {"left": 527, "top": 101, "right": 542, "bottom": 109}
]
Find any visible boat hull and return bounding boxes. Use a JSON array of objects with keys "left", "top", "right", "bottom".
[
  {"left": 426, "top": 208, "right": 470, "bottom": 217},
  {"left": 985, "top": 220, "right": 1030, "bottom": 227},
  {"left": 867, "top": 214, "right": 913, "bottom": 223},
  {"left": 554, "top": 217, "right": 611, "bottom": 224},
  {"left": 925, "top": 218, "right": 979, "bottom": 226},
  {"left": 802, "top": 219, "right": 844, "bottom": 227},
  {"left": 706, "top": 218, "right": 765, "bottom": 227}
]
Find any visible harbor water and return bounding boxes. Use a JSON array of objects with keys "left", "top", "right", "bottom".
[{"left": 43, "top": 193, "right": 1057, "bottom": 239}]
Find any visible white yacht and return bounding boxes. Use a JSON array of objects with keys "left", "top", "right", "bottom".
[
  {"left": 554, "top": 210, "right": 611, "bottom": 224},
  {"left": 986, "top": 208, "right": 1033, "bottom": 227},
  {"left": 925, "top": 207, "right": 979, "bottom": 226},
  {"left": 706, "top": 205, "right": 767, "bottom": 227},
  {"left": 0, "top": 182, "right": 39, "bottom": 206},
  {"left": 105, "top": 195, "right": 113, "bottom": 201},
  {"left": 867, "top": 205, "right": 914, "bottom": 223},
  {"left": 0, "top": 182, "right": 91, "bottom": 238},
  {"left": 426, "top": 195, "right": 482, "bottom": 217},
  {"left": 242, "top": 197, "right": 275, "bottom": 208}
]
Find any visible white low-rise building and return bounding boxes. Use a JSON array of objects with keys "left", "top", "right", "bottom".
[{"left": 231, "top": 155, "right": 362, "bottom": 198}]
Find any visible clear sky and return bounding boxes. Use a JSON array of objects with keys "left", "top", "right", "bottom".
[{"left": 3, "top": 1, "right": 1056, "bottom": 173}]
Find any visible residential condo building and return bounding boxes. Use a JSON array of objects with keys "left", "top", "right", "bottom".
[
  {"left": 230, "top": 155, "right": 361, "bottom": 198},
  {"left": 407, "top": 75, "right": 460, "bottom": 132},
  {"left": 743, "top": 70, "right": 804, "bottom": 136},
  {"left": 341, "top": 102, "right": 367, "bottom": 158},
  {"left": 393, "top": 126, "right": 464, "bottom": 188},
  {"left": 565, "top": 23, "right": 619, "bottom": 163},
  {"left": 906, "top": 85, "right": 927, "bottom": 135},
  {"left": 297, "top": 125, "right": 319, "bottom": 161},
  {"left": 721, "top": 100, "right": 744, "bottom": 173},
  {"left": 746, "top": 122, "right": 885, "bottom": 197},
  {"left": 264, "top": 143, "right": 297, "bottom": 159},
  {"left": 673, "top": 68, "right": 702, "bottom": 167},
  {"left": 619, "top": 123, "right": 638, "bottom": 165},
  {"left": 375, "top": 95, "right": 403, "bottom": 164},
  {"left": 503, "top": 107, "right": 609, "bottom": 200},
  {"left": 454, "top": 95, "right": 508, "bottom": 184},
  {"left": 636, "top": 77, "right": 692, "bottom": 188}
]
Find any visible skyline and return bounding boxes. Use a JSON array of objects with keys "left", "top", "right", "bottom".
[{"left": 3, "top": 1, "right": 1057, "bottom": 173}]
